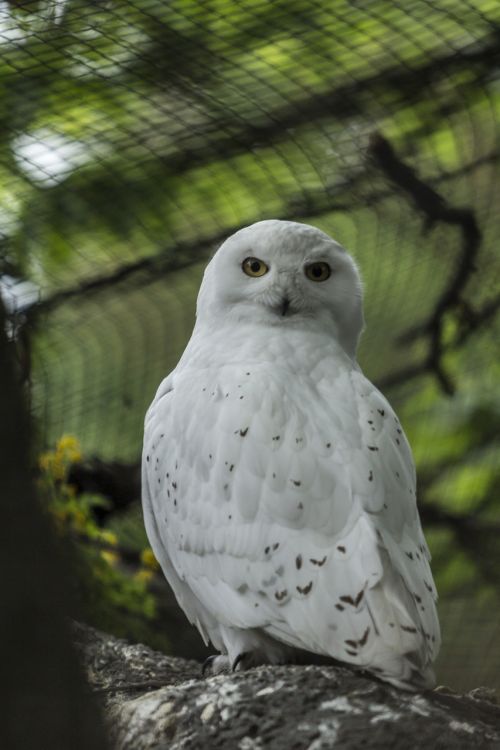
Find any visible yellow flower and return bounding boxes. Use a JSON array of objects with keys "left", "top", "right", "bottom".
[
  {"left": 72, "top": 510, "right": 87, "bottom": 531},
  {"left": 141, "top": 547, "right": 160, "bottom": 570},
  {"left": 100, "top": 550, "right": 119, "bottom": 567},
  {"left": 134, "top": 568, "right": 154, "bottom": 584},
  {"left": 56, "top": 435, "right": 82, "bottom": 464},
  {"left": 51, "top": 457, "right": 66, "bottom": 481},
  {"left": 100, "top": 530, "right": 118, "bottom": 547},
  {"left": 39, "top": 451, "right": 55, "bottom": 472}
]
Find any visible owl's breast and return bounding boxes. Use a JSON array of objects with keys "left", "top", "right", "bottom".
[{"left": 146, "top": 353, "right": 374, "bottom": 544}]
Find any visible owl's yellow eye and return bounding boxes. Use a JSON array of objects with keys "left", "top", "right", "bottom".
[
  {"left": 304, "top": 262, "right": 331, "bottom": 282},
  {"left": 242, "top": 257, "right": 269, "bottom": 277}
]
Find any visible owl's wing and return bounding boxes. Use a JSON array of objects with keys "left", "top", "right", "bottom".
[
  {"left": 144, "top": 363, "right": 440, "bottom": 688},
  {"left": 142, "top": 374, "right": 222, "bottom": 647}
]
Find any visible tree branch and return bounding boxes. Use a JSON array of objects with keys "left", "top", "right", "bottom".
[{"left": 369, "top": 133, "right": 482, "bottom": 395}]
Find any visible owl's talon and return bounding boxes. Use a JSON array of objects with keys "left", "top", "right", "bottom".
[
  {"left": 232, "top": 652, "right": 250, "bottom": 671},
  {"left": 202, "top": 655, "right": 231, "bottom": 676},
  {"left": 201, "top": 655, "right": 217, "bottom": 676}
]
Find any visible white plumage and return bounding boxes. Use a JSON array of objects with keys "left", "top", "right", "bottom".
[{"left": 142, "top": 219, "right": 440, "bottom": 689}]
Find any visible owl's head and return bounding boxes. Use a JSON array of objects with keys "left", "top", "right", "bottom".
[{"left": 196, "top": 220, "right": 364, "bottom": 358}]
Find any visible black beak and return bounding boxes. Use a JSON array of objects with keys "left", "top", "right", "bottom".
[{"left": 281, "top": 298, "right": 290, "bottom": 316}]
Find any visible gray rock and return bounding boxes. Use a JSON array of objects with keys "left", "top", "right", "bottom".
[{"left": 73, "top": 623, "right": 500, "bottom": 749}]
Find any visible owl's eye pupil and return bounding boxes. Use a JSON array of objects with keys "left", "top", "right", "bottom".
[
  {"left": 312, "top": 266, "right": 322, "bottom": 277},
  {"left": 251, "top": 261, "right": 261, "bottom": 273}
]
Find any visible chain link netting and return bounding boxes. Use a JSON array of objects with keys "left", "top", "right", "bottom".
[{"left": 1, "top": 0, "right": 500, "bottom": 691}]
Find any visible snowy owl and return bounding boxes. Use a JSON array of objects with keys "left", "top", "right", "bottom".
[{"left": 142, "top": 219, "right": 440, "bottom": 690}]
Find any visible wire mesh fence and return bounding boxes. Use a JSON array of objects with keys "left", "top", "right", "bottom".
[{"left": 1, "top": 0, "right": 500, "bottom": 692}]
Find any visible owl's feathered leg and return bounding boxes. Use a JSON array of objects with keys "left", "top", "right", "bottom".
[{"left": 201, "top": 625, "right": 297, "bottom": 677}]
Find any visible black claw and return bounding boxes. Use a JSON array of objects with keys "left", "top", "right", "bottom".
[
  {"left": 202, "top": 655, "right": 217, "bottom": 676},
  {"left": 232, "top": 652, "right": 249, "bottom": 671}
]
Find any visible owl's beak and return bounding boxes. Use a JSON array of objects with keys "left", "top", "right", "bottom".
[{"left": 281, "top": 297, "right": 290, "bottom": 316}]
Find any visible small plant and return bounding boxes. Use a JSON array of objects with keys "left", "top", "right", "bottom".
[{"left": 38, "top": 435, "right": 163, "bottom": 645}]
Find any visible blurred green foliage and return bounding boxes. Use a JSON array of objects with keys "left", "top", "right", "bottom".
[
  {"left": 38, "top": 435, "right": 169, "bottom": 651},
  {"left": 0, "top": 0, "right": 499, "bottom": 690}
]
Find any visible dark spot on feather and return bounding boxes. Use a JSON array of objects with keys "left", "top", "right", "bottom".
[
  {"left": 340, "top": 595, "right": 355, "bottom": 606},
  {"left": 272, "top": 542, "right": 279, "bottom": 551},
  {"left": 424, "top": 581, "right": 433, "bottom": 593},
  {"left": 354, "top": 589, "right": 364, "bottom": 606},
  {"left": 224, "top": 484, "right": 228, "bottom": 490},
  {"left": 240, "top": 427, "right": 249, "bottom": 436},
  {"left": 337, "top": 545, "right": 346, "bottom": 554},
  {"left": 228, "top": 514, "right": 232, "bottom": 519},
  {"left": 296, "top": 555, "right": 302, "bottom": 570},
  {"left": 157, "top": 478, "right": 160, "bottom": 484},
  {"left": 405, "top": 551, "right": 414, "bottom": 560},
  {"left": 345, "top": 649, "right": 357, "bottom": 656},
  {"left": 291, "top": 479, "right": 301, "bottom": 486},
  {"left": 246, "top": 372, "right": 250, "bottom": 375},
  {"left": 359, "top": 627, "right": 370, "bottom": 646},
  {"left": 272, "top": 472, "right": 276, "bottom": 478},
  {"left": 326, "top": 442, "right": 331, "bottom": 448},
  {"left": 396, "top": 438, "right": 400, "bottom": 445},
  {"left": 335, "top": 604, "right": 345, "bottom": 611},
  {"left": 367, "top": 420, "right": 373, "bottom": 425},
  {"left": 296, "top": 437, "right": 303, "bottom": 443},
  {"left": 368, "top": 446, "right": 379, "bottom": 451},
  {"left": 265, "top": 546, "right": 270, "bottom": 555},
  {"left": 297, "top": 502, "right": 304, "bottom": 509},
  {"left": 345, "top": 639, "right": 357, "bottom": 648},
  {"left": 397, "top": 428, "right": 402, "bottom": 434},
  {"left": 310, "top": 556, "right": 327, "bottom": 567},
  {"left": 275, "top": 589, "right": 288, "bottom": 601},
  {"left": 173, "top": 499, "right": 177, "bottom": 506},
  {"left": 395, "top": 471, "right": 400, "bottom": 478},
  {"left": 229, "top": 464, "right": 234, "bottom": 472},
  {"left": 240, "top": 396, "right": 244, "bottom": 400},
  {"left": 401, "top": 625, "right": 417, "bottom": 633},
  {"left": 272, "top": 435, "right": 280, "bottom": 441},
  {"left": 297, "top": 581, "right": 313, "bottom": 595},
  {"left": 209, "top": 453, "right": 212, "bottom": 459},
  {"left": 172, "top": 481, "right": 177, "bottom": 489},
  {"left": 414, "top": 594, "right": 422, "bottom": 603},
  {"left": 368, "top": 471, "right": 373, "bottom": 481},
  {"left": 389, "top": 622, "right": 395, "bottom": 628},
  {"left": 167, "top": 490, "right": 170, "bottom": 497},
  {"left": 378, "top": 409, "right": 385, "bottom": 417},
  {"left": 146, "top": 455, "right": 149, "bottom": 462}
]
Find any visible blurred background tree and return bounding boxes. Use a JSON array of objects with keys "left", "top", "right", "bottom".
[{"left": 1, "top": 0, "right": 499, "bottom": 692}]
